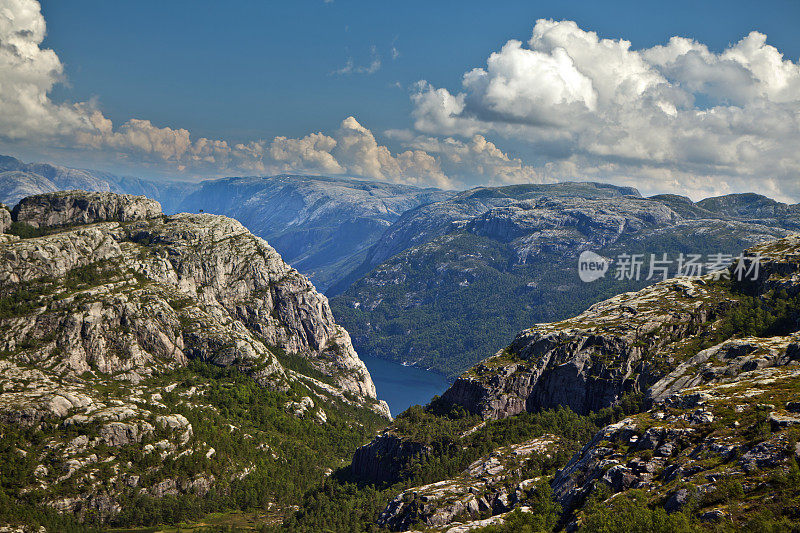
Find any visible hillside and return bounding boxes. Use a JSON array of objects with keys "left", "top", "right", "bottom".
[
  {"left": 331, "top": 184, "right": 798, "bottom": 376},
  {"left": 0, "top": 154, "right": 454, "bottom": 292},
  {"left": 297, "top": 234, "right": 800, "bottom": 532},
  {"left": 0, "top": 191, "right": 389, "bottom": 530}
]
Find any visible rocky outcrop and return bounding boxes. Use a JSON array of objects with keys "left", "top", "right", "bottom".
[
  {"left": 11, "top": 190, "right": 162, "bottom": 228},
  {"left": 551, "top": 331, "right": 800, "bottom": 522},
  {"left": 440, "top": 275, "right": 730, "bottom": 419},
  {"left": 0, "top": 192, "right": 387, "bottom": 409},
  {"left": 345, "top": 233, "right": 800, "bottom": 531},
  {"left": 437, "top": 233, "right": 800, "bottom": 421},
  {"left": 376, "top": 436, "right": 558, "bottom": 531},
  {"left": 352, "top": 433, "right": 431, "bottom": 483},
  {"left": 0, "top": 190, "right": 390, "bottom": 523},
  {"left": 0, "top": 203, "right": 9, "bottom": 233}
]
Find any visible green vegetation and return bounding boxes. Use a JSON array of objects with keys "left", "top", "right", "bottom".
[
  {"left": 0, "top": 362, "right": 387, "bottom": 531},
  {"left": 473, "top": 486, "right": 561, "bottom": 532},
  {"left": 332, "top": 233, "right": 652, "bottom": 378},
  {"left": 275, "top": 397, "right": 647, "bottom": 532},
  {"left": 0, "top": 277, "right": 56, "bottom": 318},
  {"left": 7, "top": 220, "right": 90, "bottom": 239},
  {"left": 331, "top": 228, "right": 769, "bottom": 378},
  {"left": 7, "top": 220, "right": 52, "bottom": 238},
  {"left": 581, "top": 490, "right": 695, "bottom": 533}
]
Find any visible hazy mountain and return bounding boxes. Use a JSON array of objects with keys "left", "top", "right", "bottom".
[
  {"left": 0, "top": 155, "right": 455, "bottom": 292},
  {"left": 174, "top": 175, "right": 453, "bottom": 291},
  {"left": 331, "top": 184, "right": 797, "bottom": 376},
  {"left": 0, "top": 154, "right": 197, "bottom": 213}
]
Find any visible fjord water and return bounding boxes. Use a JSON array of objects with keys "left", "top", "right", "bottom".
[{"left": 360, "top": 355, "right": 450, "bottom": 416}]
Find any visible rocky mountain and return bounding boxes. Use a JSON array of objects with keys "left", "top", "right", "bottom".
[
  {"left": 341, "top": 233, "right": 800, "bottom": 532},
  {"left": 173, "top": 175, "right": 453, "bottom": 291},
  {"left": 0, "top": 190, "right": 390, "bottom": 528},
  {"left": 331, "top": 184, "right": 797, "bottom": 376},
  {"left": 0, "top": 154, "right": 454, "bottom": 292}
]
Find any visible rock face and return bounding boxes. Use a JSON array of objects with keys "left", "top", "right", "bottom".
[
  {"left": 439, "top": 275, "right": 730, "bottom": 419},
  {"left": 438, "top": 235, "right": 800, "bottom": 421},
  {"left": 352, "top": 433, "right": 432, "bottom": 483},
  {"left": 551, "top": 331, "right": 800, "bottom": 519},
  {"left": 11, "top": 190, "right": 162, "bottom": 228},
  {"left": 0, "top": 190, "right": 389, "bottom": 522},
  {"left": 376, "top": 436, "right": 558, "bottom": 531},
  {"left": 0, "top": 203, "right": 9, "bottom": 233},
  {"left": 350, "top": 233, "right": 800, "bottom": 531},
  {"left": 0, "top": 194, "right": 387, "bottom": 405}
]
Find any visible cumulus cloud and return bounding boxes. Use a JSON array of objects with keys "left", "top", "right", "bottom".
[
  {"left": 389, "top": 131, "right": 545, "bottom": 186},
  {"left": 0, "top": 1, "right": 463, "bottom": 186},
  {"left": 3, "top": 2, "right": 800, "bottom": 200},
  {"left": 412, "top": 19, "right": 800, "bottom": 201}
]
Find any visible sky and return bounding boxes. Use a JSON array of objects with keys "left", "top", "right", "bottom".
[{"left": 1, "top": 0, "right": 799, "bottom": 200}]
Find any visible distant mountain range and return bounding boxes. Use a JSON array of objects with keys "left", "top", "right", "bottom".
[
  {"left": 330, "top": 183, "right": 800, "bottom": 376},
  {"left": 4, "top": 153, "right": 800, "bottom": 378},
  {"left": 0, "top": 155, "right": 453, "bottom": 291},
  {"left": 174, "top": 175, "right": 452, "bottom": 291},
  {"left": 0, "top": 154, "right": 195, "bottom": 213}
]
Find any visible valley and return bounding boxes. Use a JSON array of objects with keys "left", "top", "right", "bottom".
[{"left": 1, "top": 182, "right": 799, "bottom": 532}]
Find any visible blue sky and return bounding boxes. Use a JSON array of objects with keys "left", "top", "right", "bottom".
[
  {"left": 41, "top": 0, "right": 800, "bottom": 145},
  {"left": 2, "top": 0, "right": 800, "bottom": 200}
]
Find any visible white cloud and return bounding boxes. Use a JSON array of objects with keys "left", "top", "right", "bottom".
[
  {"left": 412, "top": 19, "right": 800, "bottom": 201},
  {"left": 0, "top": 0, "right": 90, "bottom": 139},
  {"left": 0, "top": 1, "right": 460, "bottom": 186},
  {"left": 390, "top": 131, "right": 545, "bottom": 187},
  {"left": 3, "top": 2, "right": 800, "bottom": 201}
]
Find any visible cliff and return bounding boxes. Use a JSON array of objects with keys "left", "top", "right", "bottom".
[
  {"left": 11, "top": 190, "right": 162, "bottom": 227},
  {"left": 0, "top": 190, "right": 389, "bottom": 523},
  {"left": 437, "top": 236, "right": 800, "bottom": 420}
]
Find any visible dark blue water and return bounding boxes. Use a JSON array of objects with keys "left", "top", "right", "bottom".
[{"left": 360, "top": 355, "right": 450, "bottom": 417}]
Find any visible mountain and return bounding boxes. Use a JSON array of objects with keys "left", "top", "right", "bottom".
[
  {"left": 333, "top": 234, "right": 800, "bottom": 532},
  {"left": 0, "top": 191, "right": 389, "bottom": 529},
  {"left": 330, "top": 184, "right": 798, "bottom": 377},
  {"left": 173, "top": 175, "right": 453, "bottom": 291},
  {"left": 0, "top": 154, "right": 455, "bottom": 292},
  {"left": 0, "top": 154, "right": 197, "bottom": 213}
]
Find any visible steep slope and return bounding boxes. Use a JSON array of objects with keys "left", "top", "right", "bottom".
[
  {"left": 331, "top": 185, "right": 795, "bottom": 376},
  {"left": 0, "top": 191, "right": 389, "bottom": 528},
  {"left": 437, "top": 235, "right": 800, "bottom": 421},
  {"left": 336, "top": 234, "right": 800, "bottom": 532},
  {"left": 330, "top": 182, "right": 641, "bottom": 292},
  {"left": 175, "top": 175, "right": 453, "bottom": 291}
]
